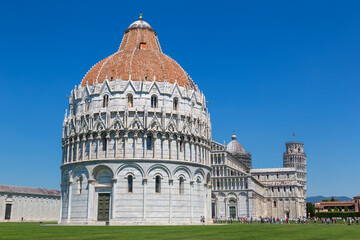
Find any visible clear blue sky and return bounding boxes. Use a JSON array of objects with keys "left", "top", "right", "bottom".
[{"left": 0, "top": 0, "right": 359, "bottom": 197}]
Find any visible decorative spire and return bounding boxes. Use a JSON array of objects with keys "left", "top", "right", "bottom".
[{"left": 139, "top": 12, "right": 143, "bottom": 20}]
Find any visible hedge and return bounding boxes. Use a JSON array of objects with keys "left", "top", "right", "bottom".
[{"left": 315, "top": 212, "right": 360, "bottom": 218}]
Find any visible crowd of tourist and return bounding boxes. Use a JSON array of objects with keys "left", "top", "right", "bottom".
[{"left": 212, "top": 216, "right": 360, "bottom": 225}]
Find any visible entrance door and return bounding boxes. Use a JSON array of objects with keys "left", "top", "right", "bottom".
[
  {"left": 97, "top": 193, "right": 110, "bottom": 221},
  {"left": 229, "top": 206, "right": 236, "bottom": 219},
  {"left": 5, "top": 204, "right": 11, "bottom": 220},
  {"left": 211, "top": 201, "right": 216, "bottom": 218}
]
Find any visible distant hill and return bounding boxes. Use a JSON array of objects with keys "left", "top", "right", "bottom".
[{"left": 307, "top": 196, "right": 352, "bottom": 204}]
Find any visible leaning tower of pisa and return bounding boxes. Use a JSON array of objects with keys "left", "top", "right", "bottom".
[{"left": 283, "top": 142, "right": 307, "bottom": 194}]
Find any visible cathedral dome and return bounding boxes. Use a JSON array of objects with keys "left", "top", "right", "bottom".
[
  {"left": 81, "top": 14, "right": 194, "bottom": 89},
  {"left": 226, "top": 134, "right": 246, "bottom": 155}
]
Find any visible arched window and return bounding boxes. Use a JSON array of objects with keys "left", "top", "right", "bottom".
[
  {"left": 146, "top": 136, "right": 152, "bottom": 150},
  {"left": 102, "top": 134, "right": 107, "bottom": 151},
  {"left": 128, "top": 175, "right": 133, "bottom": 193},
  {"left": 273, "top": 201, "right": 277, "bottom": 207},
  {"left": 151, "top": 95, "right": 158, "bottom": 108},
  {"left": 103, "top": 95, "right": 109, "bottom": 108},
  {"left": 85, "top": 99, "right": 90, "bottom": 112},
  {"left": 179, "top": 140, "right": 183, "bottom": 152},
  {"left": 127, "top": 94, "right": 133, "bottom": 107},
  {"left": 155, "top": 175, "right": 161, "bottom": 193},
  {"left": 173, "top": 98, "right": 178, "bottom": 110},
  {"left": 77, "top": 176, "right": 83, "bottom": 194},
  {"left": 179, "top": 177, "right": 184, "bottom": 195}
]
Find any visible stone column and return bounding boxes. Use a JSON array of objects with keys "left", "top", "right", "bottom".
[
  {"left": 66, "top": 139, "right": 70, "bottom": 163},
  {"left": 277, "top": 199, "right": 280, "bottom": 218},
  {"left": 190, "top": 180, "right": 194, "bottom": 223},
  {"left": 153, "top": 134, "right": 157, "bottom": 159},
  {"left": 199, "top": 143, "right": 202, "bottom": 164},
  {"left": 207, "top": 184, "right": 212, "bottom": 222},
  {"left": 88, "top": 134, "right": 93, "bottom": 160},
  {"left": 189, "top": 140, "right": 193, "bottom": 162},
  {"left": 143, "top": 134, "right": 147, "bottom": 159},
  {"left": 295, "top": 199, "right": 299, "bottom": 218},
  {"left": 82, "top": 135, "right": 86, "bottom": 161},
  {"left": 67, "top": 181, "right": 73, "bottom": 223},
  {"left": 183, "top": 139, "right": 187, "bottom": 161},
  {"left": 96, "top": 133, "right": 101, "bottom": 159},
  {"left": 169, "top": 179, "right": 173, "bottom": 223},
  {"left": 70, "top": 138, "right": 75, "bottom": 162},
  {"left": 105, "top": 132, "right": 110, "bottom": 159},
  {"left": 224, "top": 197, "right": 228, "bottom": 218},
  {"left": 114, "top": 132, "right": 119, "bottom": 158},
  {"left": 87, "top": 179, "right": 95, "bottom": 221},
  {"left": 111, "top": 178, "right": 117, "bottom": 220},
  {"left": 59, "top": 184, "right": 63, "bottom": 223},
  {"left": 168, "top": 137, "right": 172, "bottom": 159},
  {"left": 236, "top": 195, "right": 240, "bottom": 218},
  {"left": 123, "top": 133, "right": 128, "bottom": 158},
  {"left": 161, "top": 134, "right": 166, "bottom": 160},
  {"left": 133, "top": 133, "right": 138, "bottom": 158},
  {"left": 283, "top": 199, "right": 286, "bottom": 219},
  {"left": 142, "top": 178, "right": 147, "bottom": 221},
  {"left": 194, "top": 142, "right": 197, "bottom": 163},
  {"left": 176, "top": 136, "right": 181, "bottom": 160},
  {"left": 75, "top": 136, "right": 80, "bottom": 162}
]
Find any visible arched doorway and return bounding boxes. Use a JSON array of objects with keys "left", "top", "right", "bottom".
[
  {"left": 228, "top": 198, "right": 237, "bottom": 219},
  {"left": 211, "top": 194, "right": 217, "bottom": 218}
]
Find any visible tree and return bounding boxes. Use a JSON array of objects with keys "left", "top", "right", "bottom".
[
  {"left": 328, "top": 207, "right": 332, "bottom": 212},
  {"left": 344, "top": 206, "right": 349, "bottom": 212},
  {"left": 330, "top": 197, "right": 338, "bottom": 202},
  {"left": 334, "top": 207, "right": 339, "bottom": 212},
  {"left": 306, "top": 202, "right": 315, "bottom": 217}
]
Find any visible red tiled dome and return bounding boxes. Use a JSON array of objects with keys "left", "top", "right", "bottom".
[{"left": 81, "top": 16, "right": 193, "bottom": 88}]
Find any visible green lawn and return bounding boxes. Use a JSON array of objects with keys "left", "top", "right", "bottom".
[{"left": 0, "top": 222, "right": 359, "bottom": 240}]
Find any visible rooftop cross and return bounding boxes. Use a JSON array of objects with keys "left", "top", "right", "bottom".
[{"left": 139, "top": 12, "right": 143, "bottom": 20}]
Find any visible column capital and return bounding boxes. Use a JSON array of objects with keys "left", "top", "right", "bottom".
[
  {"left": 115, "top": 132, "right": 120, "bottom": 139},
  {"left": 88, "top": 179, "right": 96, "bottom": 184}
]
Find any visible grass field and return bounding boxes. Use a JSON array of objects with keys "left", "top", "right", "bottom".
[{"left": 0, "top": 222, "right": 359, "bottom": 240}]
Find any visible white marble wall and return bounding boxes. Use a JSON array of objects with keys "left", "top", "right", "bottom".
[
  {"left": 0, "top": 193, "right": 60, "bottom": 222},
  {"left": 60, "top": 161, "right": 211, "bottom": 225}
]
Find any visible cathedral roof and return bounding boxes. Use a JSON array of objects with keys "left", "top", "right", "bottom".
[
  {"left": 0, "top": 185, "right": 60, "bottom": 197},
  {"left": 226, "top": 134, "right": 246, "bottom": 155},
  {"left": 81, "top": 13, "right": 195, "bottom": 90}
]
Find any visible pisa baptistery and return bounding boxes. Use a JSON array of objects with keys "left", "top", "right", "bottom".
[{"left": 60, "top": 14, "right": 212, "bottom": 225}]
